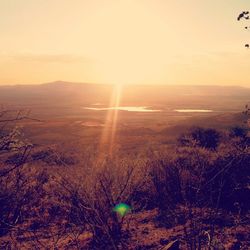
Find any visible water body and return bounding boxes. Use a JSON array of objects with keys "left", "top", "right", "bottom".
[
  {"left": 175, "top": 109, "right": 213, "bottom": 113},
  {"left": 83, "top": 106, "right": 161, "bottom": 112},
  {"left": 83, "top": 107, "right": 213, "bottom": 113}
]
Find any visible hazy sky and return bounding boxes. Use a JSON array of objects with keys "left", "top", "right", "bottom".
[{"left": 0, "top": 0, "right": 250, "bottom": 86}]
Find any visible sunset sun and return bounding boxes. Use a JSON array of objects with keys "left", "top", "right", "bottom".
[{"left": 85, "top": 0, "right": 170, "bottom": 85}]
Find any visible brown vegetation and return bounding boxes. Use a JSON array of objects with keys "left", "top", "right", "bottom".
[{"left": 0, "top": 108, "right": 249, "bottom": 249}]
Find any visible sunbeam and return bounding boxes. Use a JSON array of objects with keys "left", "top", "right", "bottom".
[{"left": 98, "top": 84, "right": 123, "bottom": 157}]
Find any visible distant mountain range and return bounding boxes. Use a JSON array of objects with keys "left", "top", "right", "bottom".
[{"left": 0, "top": 81, "right": 249, "bottom": 109}]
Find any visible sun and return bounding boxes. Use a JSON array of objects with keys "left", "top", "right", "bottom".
[{"left": 84, "top": 0, "right": 170, "bottom": 85}]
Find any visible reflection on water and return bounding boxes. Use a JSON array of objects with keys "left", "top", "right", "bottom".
[
  {"left": 83, "top": 106, "right": 161, "bottom": 112},
  {"left": 175, "top": 109, "right": 213, "bottom": 113},
  {"left": 83, "top": 107, "right": 213, "bottom": 113}
]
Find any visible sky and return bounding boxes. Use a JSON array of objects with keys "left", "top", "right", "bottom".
[{"left": 0, "top": 0, "right": 250, "bottom": 86}]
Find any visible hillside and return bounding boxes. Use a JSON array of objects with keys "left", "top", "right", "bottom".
[{"left": 0, "top": 82, "right": 249, "bottom": 109}]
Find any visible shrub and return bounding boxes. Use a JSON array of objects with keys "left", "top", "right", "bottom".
[
  {"left": 62, "top": 157, "right": 149, "bottom": 249},
  {"left": 178, "top": 127, "right": 221, "bottom": 150}
]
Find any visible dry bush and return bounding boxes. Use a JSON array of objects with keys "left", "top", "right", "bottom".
[
  {"left": 178, "top": 127, "right": 221, "bottom": 150},
  {"left": 151, "top": 127, "right": 250, "bottom": 249},
  {"left": 0, "top": 110, "right": 33, "bottom": 237},
  {"left": 58, "top": 156, "right": 150, "bottom": 249}
]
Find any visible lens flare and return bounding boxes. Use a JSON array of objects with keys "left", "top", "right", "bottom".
[{"left": 113, "top": 203, "right": 131, "bottom": 217}]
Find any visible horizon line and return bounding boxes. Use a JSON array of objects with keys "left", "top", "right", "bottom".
[{"left": 0, "top": 80, "right": 249, "bottom": 89}]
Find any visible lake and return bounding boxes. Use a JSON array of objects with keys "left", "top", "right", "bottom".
[
  {"left": 175, "top": 109, "right": 213, "bottom": 113},
  {"left": 83, "top": 106, "right": 162, "bottom": 112}
]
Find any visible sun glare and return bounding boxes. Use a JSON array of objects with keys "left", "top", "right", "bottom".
[
  {"left": 84, "top": 0, "right": 171, "bottom": 85},
  {"left": 98, "top": 84, "right": 123, "bottom": 155}
]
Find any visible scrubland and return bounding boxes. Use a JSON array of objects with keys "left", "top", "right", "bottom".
[{"left": 0, "top": 106, "right": 249, "bottom": 250}]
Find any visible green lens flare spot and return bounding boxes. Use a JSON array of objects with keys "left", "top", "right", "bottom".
[{"left": 113, "top": 203, "right": 131, "bottom": 217}]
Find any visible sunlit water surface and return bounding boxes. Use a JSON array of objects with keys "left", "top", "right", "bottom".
[
  {"left": 174, "top": 109, "right": 213, "bottom": 113},
  {"left": 83, "top": 106, "right": 161, "bottom": 112},
  {"left": 84, "top": 106, "right": 214, "bottom": 113}
]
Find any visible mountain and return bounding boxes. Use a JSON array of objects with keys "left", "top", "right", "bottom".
[{"left": 0, "top": 81, "right": 249, "bottom": 110}]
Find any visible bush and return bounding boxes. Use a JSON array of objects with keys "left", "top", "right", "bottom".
[
  {"left": 178, "top": 127, "right": 221, "bottom": 150},
  {"left": 230, "top": 126, "right": 248, "bottom": 138},
  {"left": 61, "top": 157, "right": 149, "bottom": 249},
  {"left": 152, "top": 128, "right": 249, "bottom": 249}
]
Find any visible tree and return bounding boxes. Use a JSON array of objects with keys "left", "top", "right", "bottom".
[{"left": 0, "top": 109, "right": 33, "bottom": 236}]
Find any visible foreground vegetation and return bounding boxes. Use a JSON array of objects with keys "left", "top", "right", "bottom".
[{"left": 0, "top": 110, "right": 249, "bottom": 249}]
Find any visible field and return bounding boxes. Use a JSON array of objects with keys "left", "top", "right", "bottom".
[{"left": 0, "top": 82, "right": 249, "bottom": 249}]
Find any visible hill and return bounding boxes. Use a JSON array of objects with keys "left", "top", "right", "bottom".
[{"left": 0, "top": 82, "right": 249, "bottom": 109}]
